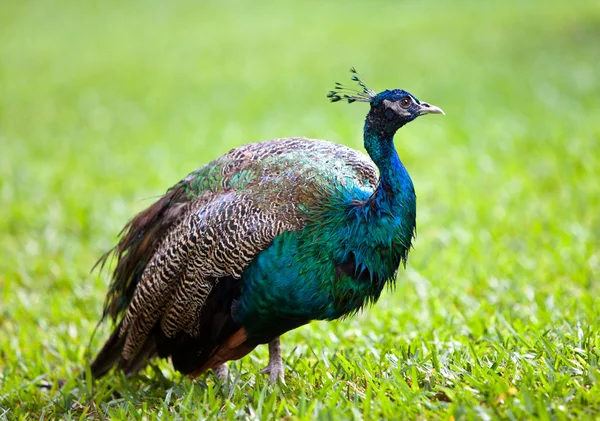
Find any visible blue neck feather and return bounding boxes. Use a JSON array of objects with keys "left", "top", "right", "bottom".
[{"left": 363, "top": 119, "right": 412, "bottom": 201}]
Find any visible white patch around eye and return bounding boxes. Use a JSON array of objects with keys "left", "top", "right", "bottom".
[
  {"left": 383, "top": 99, "right": 410, "bottom": 115},
  {"left": 382, "top": 99, "right": 400, "bottom": 111}
]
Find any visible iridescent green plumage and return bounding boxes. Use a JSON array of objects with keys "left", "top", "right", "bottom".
[{"left": 90, "top": 71, "right": 444, "bottom": 383}]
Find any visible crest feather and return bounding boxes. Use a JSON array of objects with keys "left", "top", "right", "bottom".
[{"left": 327, "top": 68, "right": 376, "bottom": 104}]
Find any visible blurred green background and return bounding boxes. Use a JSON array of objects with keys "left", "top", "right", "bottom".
[{"left": 1, "top": 0, "right": 599, "bottom": 419}]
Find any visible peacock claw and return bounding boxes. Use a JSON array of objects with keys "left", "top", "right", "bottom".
[
  {"left": 260, "top": 337, "right": 285, "bottom": 384},
  {"left": 259, "top": 361, "right": 285, "bottom": 384}
]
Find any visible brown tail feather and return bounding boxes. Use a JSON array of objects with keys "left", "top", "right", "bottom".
[
  {"left": 119, "top": 338, "right": 158, "bottom": 377},
  {"left": 95, "top": 185, "right": 190, "bottom": 322},
  {"left": 189, "top": 328, "right": 254, "bottom": 377},
  {"left": 90, "top": 187, "right": 188, "bottom": 379},
  {"left": 90, "top": 319, "right": 159, "bottom": 378},
  {"left": 90, "top": 320, "right": 127, "bottom": 378}
]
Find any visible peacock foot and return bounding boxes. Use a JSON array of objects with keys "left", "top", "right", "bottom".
[
  {"left": 259, "top": 337, "right": 285, "bottom": 384},
  {"left": 259, "top": 359, "right": 285, "bottom": 384},
  {"left": 213, "top": 364, "right": 229, "bottom": 382}
]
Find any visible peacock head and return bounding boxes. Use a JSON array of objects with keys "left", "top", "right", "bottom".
[{"left": 327, "top": 68, "right": 444, "bottom": 135}]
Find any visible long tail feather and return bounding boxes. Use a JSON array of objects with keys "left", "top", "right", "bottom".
[{"left": 90, "top": 320, "right": 127, "bottom": 378}]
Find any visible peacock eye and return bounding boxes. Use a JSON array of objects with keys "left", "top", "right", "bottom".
[{"left": 400, "top": 97, "right": 411, "bottom": 108}]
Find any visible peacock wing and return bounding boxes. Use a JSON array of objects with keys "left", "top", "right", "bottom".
[{"left": 117, "top": 190, "right": 303, "bottom": 360}]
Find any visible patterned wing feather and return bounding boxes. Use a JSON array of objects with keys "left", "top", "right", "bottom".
[
  {"left": 119, "top": 191, "right": 303, "bottom": 360},
  {"left": 95, "top": 180, "right": 191, "bottom": 322}
]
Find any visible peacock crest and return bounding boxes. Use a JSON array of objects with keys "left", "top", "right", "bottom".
[{"left": 326, "top": 67, "right": 377, "bottom": 103}]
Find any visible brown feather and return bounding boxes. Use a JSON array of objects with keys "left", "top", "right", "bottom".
[
  {"left": 188, "top": 328, "right": 253, "bottom": 377},
  {"left": 95, "top": 184, "right": 190, "bottom": 321}
]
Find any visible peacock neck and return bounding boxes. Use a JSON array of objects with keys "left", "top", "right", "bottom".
[{"left": 363, "top": 119, "right": 412, "bottom": 201}]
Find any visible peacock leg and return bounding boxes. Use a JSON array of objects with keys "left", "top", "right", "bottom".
[
  {"left": 259, "top": 337, "right": 285, "bottom": 384},
  {"left": 213, "top": 363, "right": 229, "bottom": 382}
]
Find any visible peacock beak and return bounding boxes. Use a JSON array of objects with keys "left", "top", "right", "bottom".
[{"left": 418, "top": 102, "right": 445, "bottom": 116}]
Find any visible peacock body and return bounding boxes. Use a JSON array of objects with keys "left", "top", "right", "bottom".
[{"left": 90, "top": 70, "right": 444, "bottom": 383}]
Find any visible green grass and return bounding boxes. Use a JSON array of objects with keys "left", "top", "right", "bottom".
[{"left": 1, "top": 0, "right": 599, "bottom": 419}]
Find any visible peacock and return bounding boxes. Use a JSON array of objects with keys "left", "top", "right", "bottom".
[{"left": 90, "top": 69, "right": 444, "bottom": 384}]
